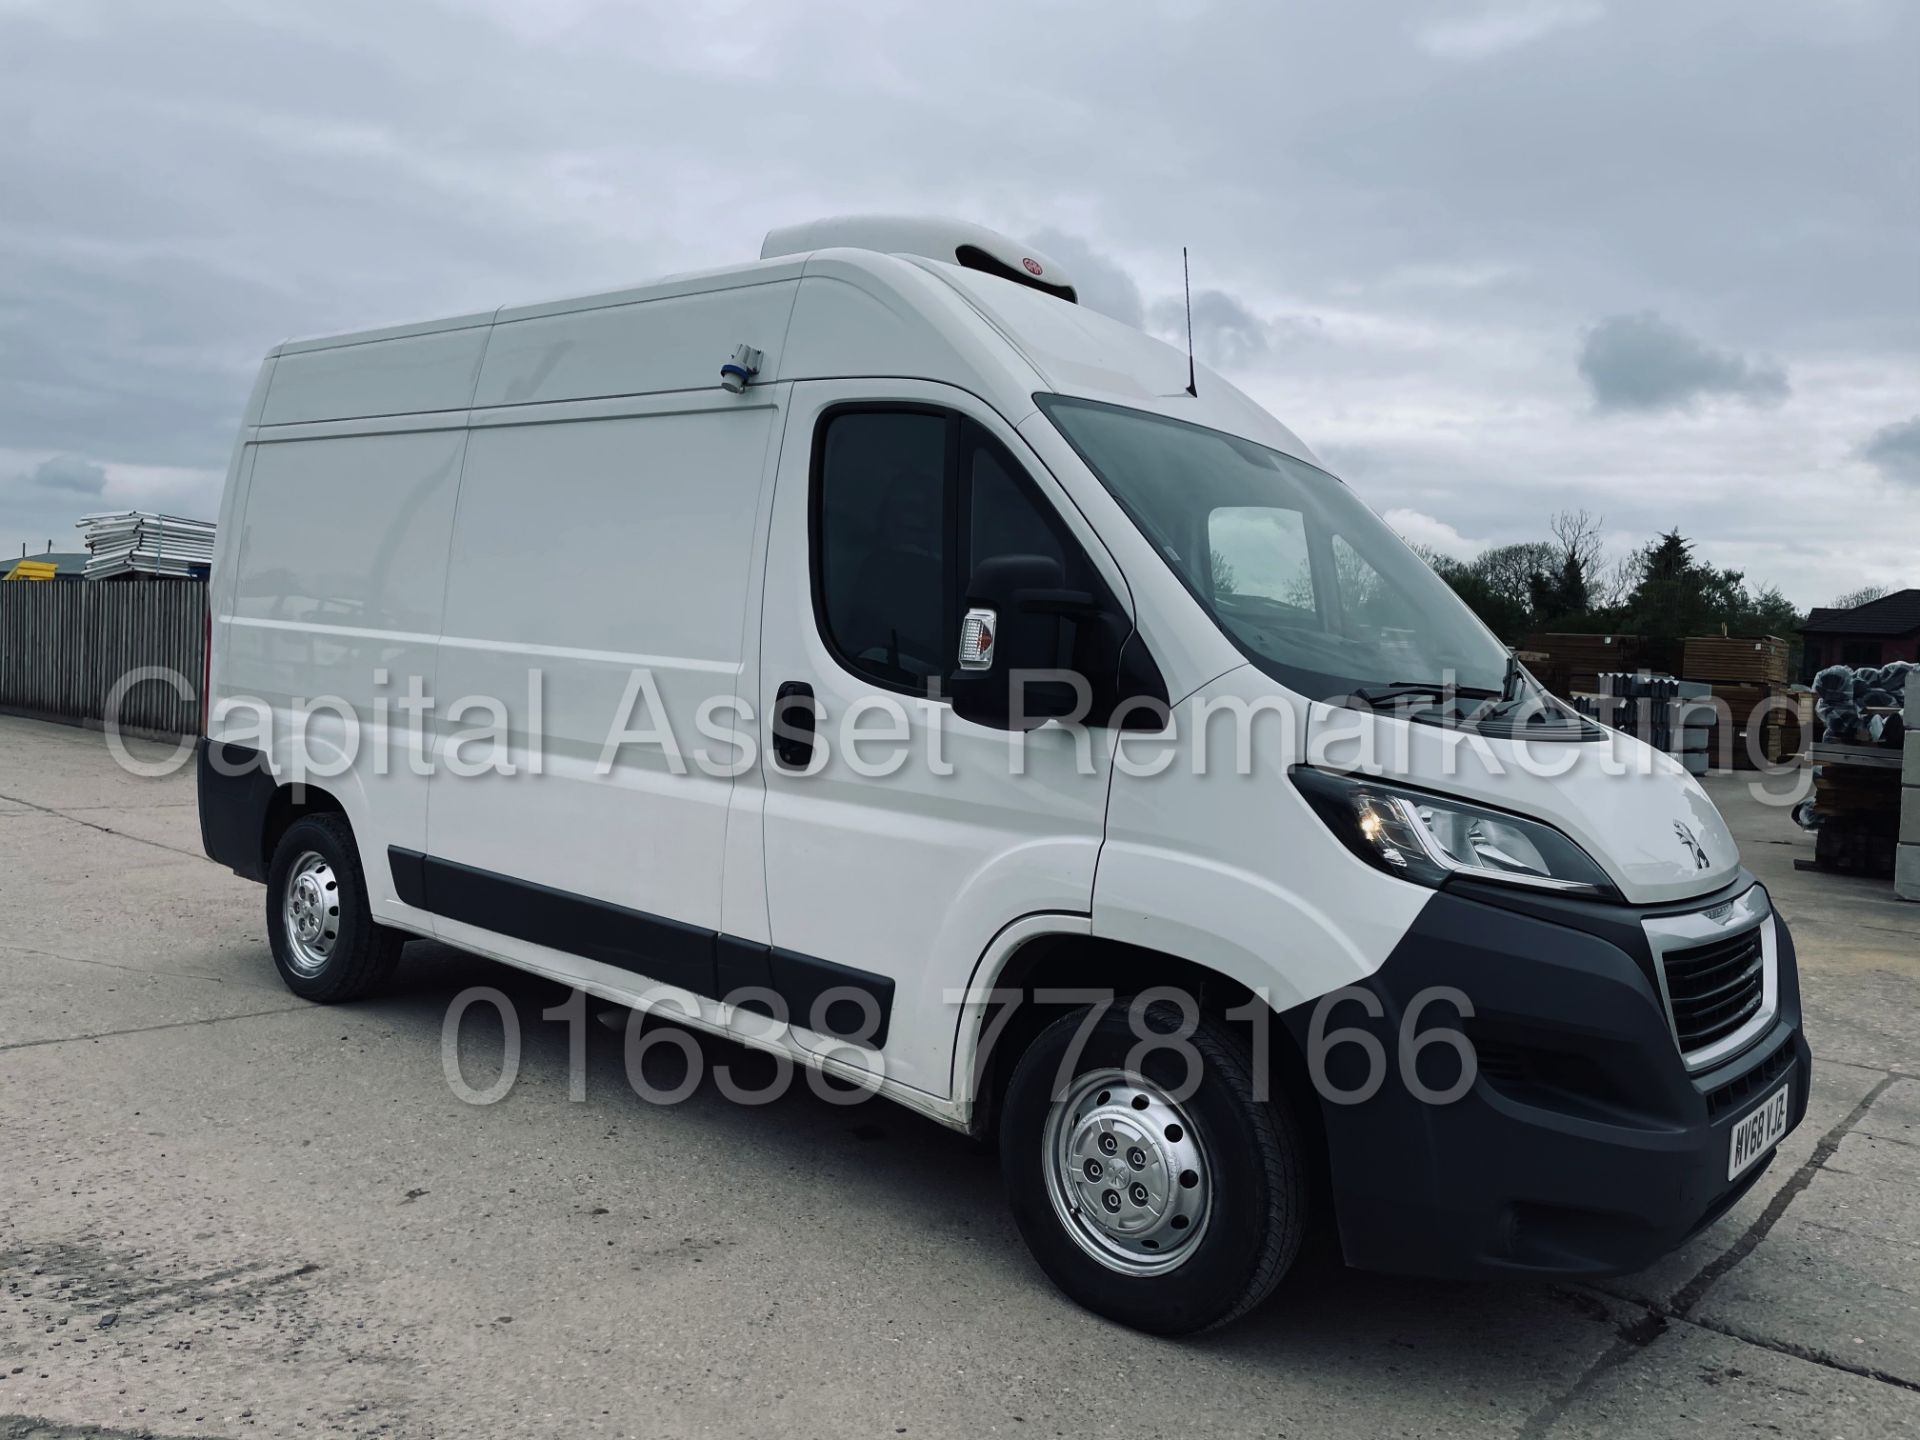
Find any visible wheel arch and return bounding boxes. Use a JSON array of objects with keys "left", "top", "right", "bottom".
[
  {"left": 952, "top": 927, "right": 1325, "bottom": 1167},
  {"left": 260, "top": 781, "right": 348, "bottom": 877}
]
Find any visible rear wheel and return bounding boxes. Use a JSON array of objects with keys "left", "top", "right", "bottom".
[
  {"left": 265, "top": 813, "right": 402, "bottom": 1002},
  {"left": 1000, "top": 998, "right": 1307, "bottom": 1334}
]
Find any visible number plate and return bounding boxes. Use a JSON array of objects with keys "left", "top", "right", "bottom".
[{"left": 1728, "top": 1080, "right": 1791, "bottom": 1182}]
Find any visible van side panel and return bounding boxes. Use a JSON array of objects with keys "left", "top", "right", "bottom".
[
  {"left": 205, "top": 363, "right": 274, "bottom": 720},
  {"left": 259, "top": 323, "right": 492, "bottom": 426},
  {"left": 223, "top": 427, "right": 467, "bottom": 914},
  {"left": 474, "top": 281, "right": 800, "bottom": 408},
  {"left": 422, "top": 395, "right": 778, "bottom": 966}
]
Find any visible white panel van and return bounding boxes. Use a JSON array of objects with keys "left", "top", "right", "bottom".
[{"left": 198, "top": 216, "right": 1808, "bottom": 1333}]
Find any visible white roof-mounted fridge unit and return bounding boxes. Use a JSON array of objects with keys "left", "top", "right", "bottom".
[{"left": 760, "top": 215, "right": 1079, "bottom": 304}]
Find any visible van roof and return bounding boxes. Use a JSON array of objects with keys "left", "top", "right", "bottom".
[{"left": 257, "top": 238, "right": 1317, "bottom": 469}]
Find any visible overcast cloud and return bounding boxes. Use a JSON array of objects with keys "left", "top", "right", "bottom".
[
  {"left": 1578, "top": 313, "right": 1790, "bottom": 414},
  {"left": 1860, "top": 416, "right": 1920, "bottom": 485},
  {"left": 1, "top": 0, "right": 1915, "bottom": 604},
  {"left": 25, "top": 455, "right": 108, "bottom": 498}
]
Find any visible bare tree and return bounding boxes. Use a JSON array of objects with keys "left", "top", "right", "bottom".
[
  {"left": 1549, "top": 508, "right": 1605, "bottom": 578},
  {"left": 1831, "top": 584, "right": 1889, "bottom": 610},
  {"left": 1588, "top": 550, "right": 1640, "bottom": 611}
]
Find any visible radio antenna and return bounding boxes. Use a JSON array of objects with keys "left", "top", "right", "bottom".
[{"left": 1182, "top": 246, "right": 1198, "bottom": 397}]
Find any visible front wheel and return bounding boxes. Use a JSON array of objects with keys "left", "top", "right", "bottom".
[{"left": 999, "top": 999, "right": 1308, "bottom": 1334}]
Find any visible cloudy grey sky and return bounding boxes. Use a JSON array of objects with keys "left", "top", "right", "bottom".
[{"left": 2, "top": 0, "right": 1915, "bottom": 605}]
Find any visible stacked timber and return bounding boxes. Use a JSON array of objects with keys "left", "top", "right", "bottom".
[
  {"left": 1764, "top": 692, "right": 1815, "bottom": 765},
  {"left": 1524, "top": 633, "right": 1642, "bottom": 701},
  {"left": 1682, "top": 634, "right": 1789, "bottom": 687},
  {"left": 1682, "top": 635, "right": 1795, "bottom": 769}
]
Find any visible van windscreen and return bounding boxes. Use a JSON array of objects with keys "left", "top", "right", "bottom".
[{"left": 1038, "top": 394, "right": 1513, "bottom": 703}]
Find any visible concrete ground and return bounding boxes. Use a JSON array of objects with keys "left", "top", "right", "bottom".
[{"left": 2, "top": 712, "right": 1916, "bottom": 1439}]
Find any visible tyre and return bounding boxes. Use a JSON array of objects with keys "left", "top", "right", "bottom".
[
  {"left": 265, "top": 813, "right": 403, "bottom": 1002},
  {"left": 999, "top": 998, "right": 1308, "bottom": 1334}
]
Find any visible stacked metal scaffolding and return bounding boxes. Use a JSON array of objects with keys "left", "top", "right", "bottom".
[{"left": 75, "top": 512, "right": 216, "bottom": 579}]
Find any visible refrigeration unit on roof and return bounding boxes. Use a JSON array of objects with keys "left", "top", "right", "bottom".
[{"left": 759, "top": 216, "right": 1079, "bottom": 304}]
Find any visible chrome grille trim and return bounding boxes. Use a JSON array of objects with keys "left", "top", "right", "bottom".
[{"left": 1642, "top": 885, "right": 1777, "bottom": 1074}]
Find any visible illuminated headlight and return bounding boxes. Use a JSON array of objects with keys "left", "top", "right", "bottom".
[{"left": 1290, "top": 767, "right": 1619, "bottom": 899}]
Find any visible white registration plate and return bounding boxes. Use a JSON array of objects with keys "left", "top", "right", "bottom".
[{"left": 1728, "top": 1081, "right": 1791, "bottom": 1182}]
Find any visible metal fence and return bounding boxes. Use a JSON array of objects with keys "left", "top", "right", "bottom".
[{"left": 0, "top": 580, "right": 206, "bottom": 736}]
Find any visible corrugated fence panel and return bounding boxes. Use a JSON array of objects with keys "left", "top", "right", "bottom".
[
  {"left": 0, "top": 580, "right": 206, "bottom": 735},
  {"left": 0, "top": 582, "right": 87, "bottom": 717}
]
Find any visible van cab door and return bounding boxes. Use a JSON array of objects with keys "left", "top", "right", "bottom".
[{"left": 753, "top": 380, "right": 1129, "bottom": 1098}]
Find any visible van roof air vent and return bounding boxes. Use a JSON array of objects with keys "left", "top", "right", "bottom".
[{"left": 760, "top": 216, "right": 1078, "bottom": 304}]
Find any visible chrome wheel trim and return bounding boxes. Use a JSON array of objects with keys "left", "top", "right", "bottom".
[
  {"left": 1041, "top": 1067, "right": 1213, "bottom": 1276},
  {"left": 282, "top": 850, "right": 341, "bottom": 976}
]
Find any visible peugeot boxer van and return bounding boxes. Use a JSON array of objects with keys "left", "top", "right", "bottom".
[{"left": 197, "top": 216, "right": 1808, "bottom": 1334}]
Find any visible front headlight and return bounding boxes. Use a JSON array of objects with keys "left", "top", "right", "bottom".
[{"left": 1289, "top": 767, "right": 1619, "bottom": 899}]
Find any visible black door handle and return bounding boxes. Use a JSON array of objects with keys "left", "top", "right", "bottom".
[{"left": 772, "top": 680, "right": 817, "bottom": 769}]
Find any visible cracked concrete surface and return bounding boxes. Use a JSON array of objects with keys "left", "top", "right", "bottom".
[{"left": 2, "top": 713, "right": 1918, "bottom": 1438}]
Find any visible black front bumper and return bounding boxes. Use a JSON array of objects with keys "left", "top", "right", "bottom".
[{"left": 1281, "top": 870, "right": 1810, "bottom": 1279}]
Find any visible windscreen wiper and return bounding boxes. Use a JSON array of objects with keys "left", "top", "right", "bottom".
[{"left": 1352, "top": 680, "right": 1500, "bottom": 708}]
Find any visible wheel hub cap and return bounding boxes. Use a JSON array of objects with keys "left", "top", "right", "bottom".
[
  {"left": 1042, "top": 1068, "right": 1212, "bottom": 1275},
  {"left": 282, "top": 851, "right": 340, "bottom": 976}
]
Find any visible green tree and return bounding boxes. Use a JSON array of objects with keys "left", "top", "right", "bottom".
[
  {"left": 1407, "top": 517, "right": 1802, "bottom": 650},
  {"left": 1739, "top": 584, "right": 1802, "bottom": 637},
  {"left": 1621, "top": 531, "right": 1714, "bottom": 637},
  {"left": 1618, "top": 530, "right": 1803, "bottom": 641},
  {"left": 1527, "top": 550, "right": 1590, "bottom": 628}
]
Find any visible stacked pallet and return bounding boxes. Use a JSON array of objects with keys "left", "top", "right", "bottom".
[
  {"left": 1762, "top": 692, "right": 1815, "bottom": 765},
  {"left": 1807, "top": 745, "right": 1903, "bottom": 877},
  {"left": 1900, "top": 689, "right": 1919, "bottom": 902},
  {"left": 1524, "top": 633, "right": 1642, "bottom": 701},
  {"left": 1709, "top": 690, "right": 1814, "bottom": 769}
]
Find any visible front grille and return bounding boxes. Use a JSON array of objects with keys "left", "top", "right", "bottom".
[
  {"left": 1661, "top": 925, "right": 1766, "bottom": 1058},
  {"left": 1705, "top": 1035, "right": 1795, "bottom": 1119}
]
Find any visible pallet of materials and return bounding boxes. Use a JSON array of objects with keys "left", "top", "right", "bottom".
[
  {"left": 1767, "top": 692, "right": 1815, "bottom": 763},
  {"left": 1701, "top": 685, "right": 1811, "bottom": 768},
  {"left": 1799, "top": 742, "right": 1904, "bottom": 878},
  {"left": 1899, "top": 696, "right": 1919, "bottom": 902},
  {"left": 1810, "top": 740, "right": 1904, "bottom": 770},
  {"left": 1708, "top": 680, "right": 1776, "bottom": 712},
  {"left": 1682, "top": 634, "right": 1789, "bottom": 687}
]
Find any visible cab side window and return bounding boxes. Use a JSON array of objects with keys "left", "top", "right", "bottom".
[
  {"left": 815, "top": 410, "right": 951, "bottom": 688},
  {"left": 813, "top": 405, "right": 1142, "bottom": 706},
  {"left": 967, "top": 439, "right": 1068, "bottom": 577}
]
